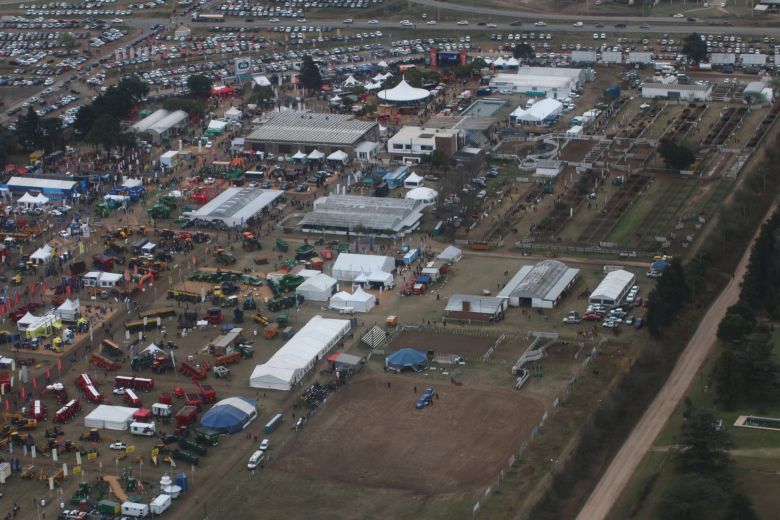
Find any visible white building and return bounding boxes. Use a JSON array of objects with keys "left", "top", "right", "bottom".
[
  {"left": 641, "top": 83, "right": 712, "bottom": 101},
  {"left": 497, "top": 260, "right": 579, "bottom": 309},
  {"left": 83, "top": 271, "right": 124, "bottom": 288},
  {"left": 387, "top": 126, "right": 461, "bottom": 158},
  {"left": 589, "top": 269, "right": 635, "bottom": 307},
  {"left": 329, "top": 287, "right": 376, "bottom": 313},
  {"left": 331, "top": 253, "right": 395, "bottom": 282},
  {"left": 510, "top": 98, "right": 563, "bottom": 126},
  {"left": 490, "top": 67, "right": 586, "bottom": 99},
  {"left": 300, "top": 195, "right": 424, "bottom": 236},
  {"left": 249, "top": 316, "right": 351, "bottom": 391}
]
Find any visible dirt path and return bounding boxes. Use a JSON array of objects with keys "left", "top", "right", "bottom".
[{"left": 575, "top": 202, "right": 778, "bottom": 520}]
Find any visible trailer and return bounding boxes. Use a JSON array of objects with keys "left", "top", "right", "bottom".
[
  {"left": 178, "top": 438, "right": 208, "bottom": 456},
  {"left": 76, "top": 373, "right": 94, "bottom": 391},
  {"left": 54, "top": 399, "right": 81, "bottom": 423},
  {"left": 172, "top": 449, "right": 200, "bottom": 465},
  {"left": 41, "top": 383, "right": 68, "bottom": 404},
  {"left": 27, "top": 400, "right": 47, "bottom": 421},
  {"left": 193, "top": 381, "right": 216, "bottom": 404},
  {"left": 191, "top": 426, "right": 220, "bottom": 446},
  {"left": 184, "top": 393, "right": 203, "bottom": 410},
  {"left": 175, "top": 406, "right": 199, "bottom": 428},
  {"left": 149, "top": 494, "right": 172, "bottom": 516},
  {"left": 179, "top": 361, "right": 209, "bottom": 380},
  {"left": 89, "top": 353, "right": 121, "bottom": 371},
  {"left": 152, "top": 403, "right": 172, "bottom": 417},
  {"left": 215, "top": 352, "right": 241, "bottom": 366},
  {"left": 264, "top": 413, "right": 283, "bottom": 434},
  {"left": 124, "top": 388, "right": 141, "bottom": 407},
  {"left": 84, "top": 385, "right": 104, "bottom": 404},
  {"left": 101, "top": 339, "right": 123, "bottom": 359}
]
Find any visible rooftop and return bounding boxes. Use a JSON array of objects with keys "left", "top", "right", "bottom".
[
  {"left": 497, "top": 260, "right": 580, "bottom": 302},
  {"left": 642, "top": 83, "right": 712, "bottom": 91},
  {"left": 185, "top": 187, "right": 283, "bottom": 227},
  {"left": 390, "top": 126, "right": 459, "bottom": 142},
  {"left": 7, "top": 176, "right": 77, "bottom": 191},
  {"left": 300, "top": 195, "right": 424, "bottom": 234},
  {"left": 245, "top": 111, "right": 377, "bottom": 146}
]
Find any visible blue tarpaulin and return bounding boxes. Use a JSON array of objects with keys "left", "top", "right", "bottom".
[{"left": 386, "top": 348, "right": 428, "bottom": 372}]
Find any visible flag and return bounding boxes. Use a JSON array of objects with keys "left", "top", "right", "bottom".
[
  {"left": 124, "top": 270, "right": 131, "bottom": 282},
  {"left": 14, "top": 291, "right": 19, "bottom": 306},
  {"left": 45, "top": 367, "right": 50, "bottom": 379},
  {"left": 79, "top": 242, "right": 84, "bottom": 254},
  {"left": 31, "top": 377, "right": 36, "bottom": 389},
  {"left": 57, "top": 357, "right": 62, "bottom": 373},
  {"left": 65, "top": 285, "right": 71, "bottom": 298},
  {"left": 20, "top": 386, "right": 25, "bottom": 400}
]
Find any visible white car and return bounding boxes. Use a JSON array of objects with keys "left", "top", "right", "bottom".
[
  {"left": 269, "top": 18, "right": 279, "bottom": 23},
  {"left": 573, "top": 21, "right": 583, "bottom": 27},
  {"left": 534, "top": 21, "right": 547, "bottom": 27},
  {"left": 368, "top": 19, "right": 378, "bottom": 24},
  {"left": 343, "top": 18, "right": 353, "bottom": 24},
  {"left": 673, "top": 13, "right": 684, "bottom": 18},
  {"left": 112, "top": 387, "right": 126, "bottom": 395},
  {"left": 487, "top": 23, "right": 496, "bottom": 28},
  {"left": 426, "top": 20, "right": 437, "bottom": 25},
  {"left": 109, "top": 442, "right": 127, "bottom": 451},
  {"left": 457, "top": 20, "right": 469, "bottom": 25},
  {"left": 259, "top": 438, "right": 270, "bottom": 451}
]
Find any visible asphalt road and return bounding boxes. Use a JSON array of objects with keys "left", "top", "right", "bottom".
[{"left": 575, "top": 202, "right": 779, "bottom": 520}]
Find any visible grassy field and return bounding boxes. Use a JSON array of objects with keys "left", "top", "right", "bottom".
[
  {"left": 609, "top": 330, "right": 780, "bottom": 520},
  {"left": 604, "top": 174, "right": 673, "bottom": 246}
]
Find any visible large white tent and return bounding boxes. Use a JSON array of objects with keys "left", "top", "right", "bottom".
[
  {"left": 54, "top": 298, "right": 79, "bottom": 322},
  {"left": 510, "top": 98, "right": 563, "bottom": 126},
  {"left": 84, "top": 405, "right": 137, "bottom": 430},
  {"left": 18, "top": 192, "right": 49, "bottom": 209},
  {"left": 589, "top": 269, "right": 635, "bottom": 307},
  {"left": 367, "top": 271, "right": 394, "bottom": 289},
  {"left": 329, "top": 287, "right": 376, "bottom": 313},
  {"left": 249, "top": 316, "right": 351, "bottom": 391},
  {"left": 331, "top": 253, "right": 395, "bottom": 282},
  {"left": 296, "top": 273, "right": 338, "bottom": 302},
  {"left": 307, "top": 149, "right": 325, "bottom": 161},
  {"left": 403, "top": 172, "right": 423, "bottom": 188},
  {"left": 377, "top": 79, "right": 430, "bottom": 103},
  {"left": 327, "top": 149, "right": 349, "bottom": 163},
  {"left": 30, "top": 244, "right": 52, "bottom": 264},
  {"left": 405, "top": 187, "right": 438, "bottom": 205}
]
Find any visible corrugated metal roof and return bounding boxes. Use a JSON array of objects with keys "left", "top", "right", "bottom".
[
  {"left": 300, "top": 195, "right": 423, "bottom": 233},
  {"left": 246, "top": 111, "right": 377, "bottom": 146},
  {"left": 185, "top": 187, "right": 283, "bottom": 227},
  {"left": 7, "top": 176, "right": 77, "bottom": 191}
]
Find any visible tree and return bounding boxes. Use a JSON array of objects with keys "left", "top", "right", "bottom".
[
  {"left": 716, "top": 313, "right": 754, "bottom": 343},
  {"left": 722, "top": 493, "right": 760, "bottom": 520},
  {"left": 162, "top": 97, "right": 204, "bottom": 118},
  {"left": 658, "top": 137, "right": 696, "bottom": 170},
  {"left": 15, "top": 106, "right": 42, "bottom": 151},
  {"left": 73, "top": 105, "right": 98, "bottom": 137},
  {"left": 39, "top": 118, "right": 63, "bottom": 153},
  {"left": 187, "top": 75, "right": 213, "bottom": 98},
  {"left": 0, "top": 125, "right": 18, "bottom": 164},
  {"left": 429, "top": 149, "right": 451, "bottom": 169},
  {"left": 683, "top": 33, "right": 708, "bottom": 64},
  {"left": 645, "top": 259, "right": 689, "bottom": 337},
  {"left": 657, "top": 473, "right": 727, "bottom": 520},
  {"left": 299, "top": 56, "right": 322, "bottom": 92},
  {"left": 249, "top": 85, "right": 275, "bottom": 106},
  {"left": 85, "top": 114, "right": 122, "bottom": 149},
  {"left": 675, "top": 410, "right": 733, "bottom": 479},
  {"left": 117, "top": 76, "right": 149, "bottom": 104},
  {"left": 59, "top": 32, "right": 76, "bottom": 48},
  {"left": 513, "top": 43, "right": 535, "bottom": 62}
]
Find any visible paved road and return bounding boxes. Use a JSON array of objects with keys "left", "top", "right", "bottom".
[{"left": 575, "top": 202, "right": 778, "bottom": 520}]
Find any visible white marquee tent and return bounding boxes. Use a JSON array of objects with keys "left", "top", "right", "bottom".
[
  {"left": 292, "top": 150, "right": 307, "bottom": 160},
  {"left": 403, "top": 172, "right": 423, "bottom": 188},
  {"left": 332, "top": 253, "right": 395, "bottom": 282},
  {"left": 589, "top": 269, "right": 636, "bottom": 307},
  {"left": 377, "top": 79, "right": 430, "bottom": 103},
  {"left": 30, "top": 244, "right": 52, "bottom": 264},
  {"left": 296, "top": 274, "right": 338, "bottom": 302},
  {"left": 405, "top": 187, "right": 438, "bottom": 204},
  {"left": 343, "top": 75, "right": 359, "bottom": 87},
  {"left": 18, "top": 192, "right": 49, "bottom": 209},
  {"left": 329, "top": 287, "right": 376, "bottom": 313},
  {"left": 307, "top": 149, "right": 325, "bottom": 161},
  {"left": 327, "top": 150, "right": 349, "bottom": 163},
  {"left": 437, "top": 245, "right": 463, "bottom": 264},
  {"left": 54, "top": 298, "right": 79, "bottom": 322},
  {"left": 249, "top": 316, "right": 351, "bottom": 391},
  {"left": 84, "top": 405, "right": 137, "bottom": 430},
  {"left": 510, "top": 98, "right": 563, "bottom": 125}
]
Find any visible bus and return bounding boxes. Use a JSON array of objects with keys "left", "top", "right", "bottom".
[
  {"left": 192, "top": 13, "right": 224, "bottom": 22},
  {"left": 245, "top": 170, "right": 265, "bottom": 180}
]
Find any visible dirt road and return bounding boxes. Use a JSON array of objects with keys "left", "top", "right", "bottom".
[{"left": 575, "top": 203, "right": 777, "bottom": 520}]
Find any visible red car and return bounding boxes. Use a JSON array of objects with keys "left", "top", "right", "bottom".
[{"left": 583, "top": 313, "right": 601, "bottom": 321}]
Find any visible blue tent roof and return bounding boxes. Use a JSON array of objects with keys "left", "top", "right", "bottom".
[
  {"left": 651, "top": 260, "right": 668, "bottom": 270},
  {"left": 199, "top": 397, "right": 257, "bottom": 434},
  {"left": 386, "top": 348, "right": 428, "bottom": 371}
]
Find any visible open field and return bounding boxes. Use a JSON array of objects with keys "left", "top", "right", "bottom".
[{"left": 274, "top": 375, "right": 545, "bottom": 493}]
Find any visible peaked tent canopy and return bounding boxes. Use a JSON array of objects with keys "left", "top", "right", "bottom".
[
  {"left": 296, "top": 273, "right": 338, "bottom": 302},
  {"left": 403, "top": 172, "right": 423, "bottom": 187},
  {"left": 327, "top": 149, "right": 349, "bottom": 162},
  {"left": 306, "top": 149, "right": 325, "bottom": 161},
  {"left": 386, "top": 348, "right": 428, "bottom": 372},
  {"left": 199, "top": 397, "right": 258, "bottom": 434},
  {"left": 377, "top": 79, "right": 430, "bottom": 103},
  {"left": 292, "top": 150, "right": 307, "bottom": 160},
  {"left": 253, "top": 75, "right": 272, "bottom": 87},
  {"left": 141, "top": 343, "right": 165, "bottom": 356},
  {"left": 343, "top": 75, "right": 359, "bottom": 87}
]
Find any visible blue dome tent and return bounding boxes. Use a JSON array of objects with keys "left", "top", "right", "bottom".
[
  {"left": 386, "top": 348, "right": 428, "bottom": 372},
  {"left": 199, "top": 397, "right": 258, "bottom": 434}
]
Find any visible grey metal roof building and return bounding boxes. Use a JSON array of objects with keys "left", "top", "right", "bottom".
[
  {"left": 445, "top": 294, "right": 507, "bottom": 322},
  {"left": 245, "top": 111, "right": 379, "bottom": 156},
  {"left": 299, "top": 195, "right": 424, "bottom": 236},
  {"left": 497, "top": 260, "right": 580, "bottom": 309},
  {"left": 184, "top": 187, "right": 283, "bottom": 227}
]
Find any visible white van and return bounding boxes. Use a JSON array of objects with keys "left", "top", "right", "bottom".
[
  {"left": 247, "top": 450, "right": 265, "bottom": 470},
  {"left": 130, "top": 421, "right": 156, "bottom": 437},
  {"left": 121, "top": 501, "right": 150, "bottom": 518},
  {"left": 152, "top": 403, "right": 172, "bottom": 417},
  {"left": 149, "top": 494, "right": 171, "bottom": 515}
]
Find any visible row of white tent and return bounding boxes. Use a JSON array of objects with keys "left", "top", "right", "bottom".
[
  {"left": 291, "top": 149, "right": 349, "bottom": 163},
  {"left": 295, "top": 273, "right": 378, "bottom": 313}
]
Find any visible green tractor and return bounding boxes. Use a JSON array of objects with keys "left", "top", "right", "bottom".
[
  {"left": 147, "top": 204, "right": 172, "bottom": 219},
  {"left": 275, "top": 239, "right": 289, "bottom": 252},
  {"left": 215, "top": 250, "right": 236, "bottom": 266},
  {"left": 95, "top": 203, "right": 110, "bottom": 218},
  {"left": 158, "top": 195, "right": 178, "bottom": 209}
]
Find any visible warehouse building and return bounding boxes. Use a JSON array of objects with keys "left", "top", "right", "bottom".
[
  {"left": 138, "top": 110, "right": 189, "bottom": 143},
  {"left": 445, "top": 294, "right": 507, "bottom": 322},
  {"left": 497, "top": 260, "right": 580, "bottom": 309},
  {"left": 3, "top": 176, "right": 78, "bottom": 200},
  {"left": 589, "top": 269, "right": 635, "bottom": 307},
  {"left": 299, "top": 195, "right": 424, "bottom": 236},
  {"left": 489, "top": 67, "right": 587, "bottom": 99},
  {"left": 245, "top": 111, "right": 379, "bottom": 157},
  {"left": 641, "top": 82, "right": 712, "bottom": 101},
  {"left": 184, "top": 187, "right": 283, "bottom": 227}
]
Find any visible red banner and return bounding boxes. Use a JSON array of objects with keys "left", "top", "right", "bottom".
[{"left": 430, "top": 47, "right": 438, "bottom": 68}]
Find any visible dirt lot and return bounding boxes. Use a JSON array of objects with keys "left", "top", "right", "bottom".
[
  {"left": 389, "top": 330, "right": 496, "bottom": 359},
  {"left": 274, "top": 375, "right": 544, "bottom": 494}
]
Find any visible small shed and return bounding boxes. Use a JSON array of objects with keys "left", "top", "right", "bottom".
[
  {"left": 437, "top": 245, "right": 463, "bottom": 264},
  {"left": 445, "top": 294, "right": 506, "bottom": 322}
]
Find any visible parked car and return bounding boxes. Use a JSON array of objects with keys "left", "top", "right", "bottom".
[{"left": 109, "top": 442, "right": 127, "bottom": 450}]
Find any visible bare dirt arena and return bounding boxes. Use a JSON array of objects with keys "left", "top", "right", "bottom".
[
  {"left": 273, "top": 376, "right": 545, "bottom": 494},
  {"left": 389, "top": 331, "right": 496, "bottom": 359}
]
